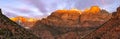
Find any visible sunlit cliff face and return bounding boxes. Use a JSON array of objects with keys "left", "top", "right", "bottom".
[
  {"left": 90, "top": 6, "right": 101, "bottom": 13},
  {"left": 84, "top": 6, "right": 101, "bottom": 14},
  {"left": 10, "top": 6, "right": 101, "bottom": 21},
  {"left": 10, "top": 16, "right": 37, "bottom": 23},
  {"left": 10, "top": 16, "right": 27, "bottom": 23},
  {"left": 9, "top": 6, "right": 109, "bottom": 28},
  {"left": 54, "top": 8, "right": 82, "bottom": 14},
  {"left": 54, "top": 6, "right": 101, "bottom": 14},
  {"left": 10, "top": 6, "right": 101, "bottom": 24},
  {"left": 10, "top": 16, "right": 37, "bottom": 28}
]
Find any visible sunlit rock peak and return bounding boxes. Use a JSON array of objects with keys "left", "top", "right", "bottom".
[
  {"left": 10, "top": 16, "right": 37, "bottom": 28},
  {"left": 54, "top": 8, "right": 82, "bottom": 14},
  {"left": 90, "top": 6, "right": 101, "bottom": 13},
  {"left": 83, "top": 6, "right": 101, "bottom": 14},
  {"left": 54, "top": 6, "right": 101, "bottom": 15},
  {"left": 69, "top": 8, "right": 82, "bottom": 14},
  {"left": 10, "top": 16, "right": 37, "bottom": 23},
  {"left": 10, "top": 16, "right": 27, "bottom": 23}
]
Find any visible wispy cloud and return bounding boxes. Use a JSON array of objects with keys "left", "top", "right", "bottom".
[{"left": 0, "top": 0, "right": 120, "bottom": 18}]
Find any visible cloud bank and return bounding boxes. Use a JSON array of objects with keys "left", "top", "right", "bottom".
[{"left": 0, "top": 0, "right": 120, "bottom": 18}]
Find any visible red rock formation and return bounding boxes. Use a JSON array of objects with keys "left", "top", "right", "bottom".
[
  {"left": 39, "top": 7, "right": 111, "bottom": 28},
  {"left": 83, "top": 7, "right": 120, "bottom": 39},
  {"left": 44, "top": 9, "right": 81, "bottom": 27},
  {"left": 80, "top": 10, "right": 111, "bottom": 27},
  {"left": 31, "top": 6, "right": 112, "bottom": 39}
]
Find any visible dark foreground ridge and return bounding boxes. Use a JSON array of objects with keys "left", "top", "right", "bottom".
[{"left": 0, "top": 9, "right": 40, "bottom": 39}]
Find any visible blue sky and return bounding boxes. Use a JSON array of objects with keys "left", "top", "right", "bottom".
[{"left": 0, "top": 0, "right": 120, "bottom": 18}]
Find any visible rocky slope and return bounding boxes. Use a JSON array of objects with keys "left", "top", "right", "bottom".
[
  {"left": 83, "top": 7, "right": 120, "bottom": 39},
  {"left": 31, "top": 6, "right": 112, "bottom": 39},
  {"left": 0, "top": 9, "right": 40, "bottom": 39}
]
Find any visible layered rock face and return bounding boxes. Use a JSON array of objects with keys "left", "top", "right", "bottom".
[
  {"left": 39, "top": 6, "right": 111, "bottom": 27},
  {"left": 83, "top": 7, "right": 120, "bottom": 39},
  {"left": 80, "top": 9, "right": 111, "bottom": 27},
  {"left": 0, "top": 9, "right": 39, "bottom": 39},
  {"left": 31, "top": 6, "right": 112, "bottom": 39},
  {"left": 41, "top": 9, "right": 81, "bottom": 27}
]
